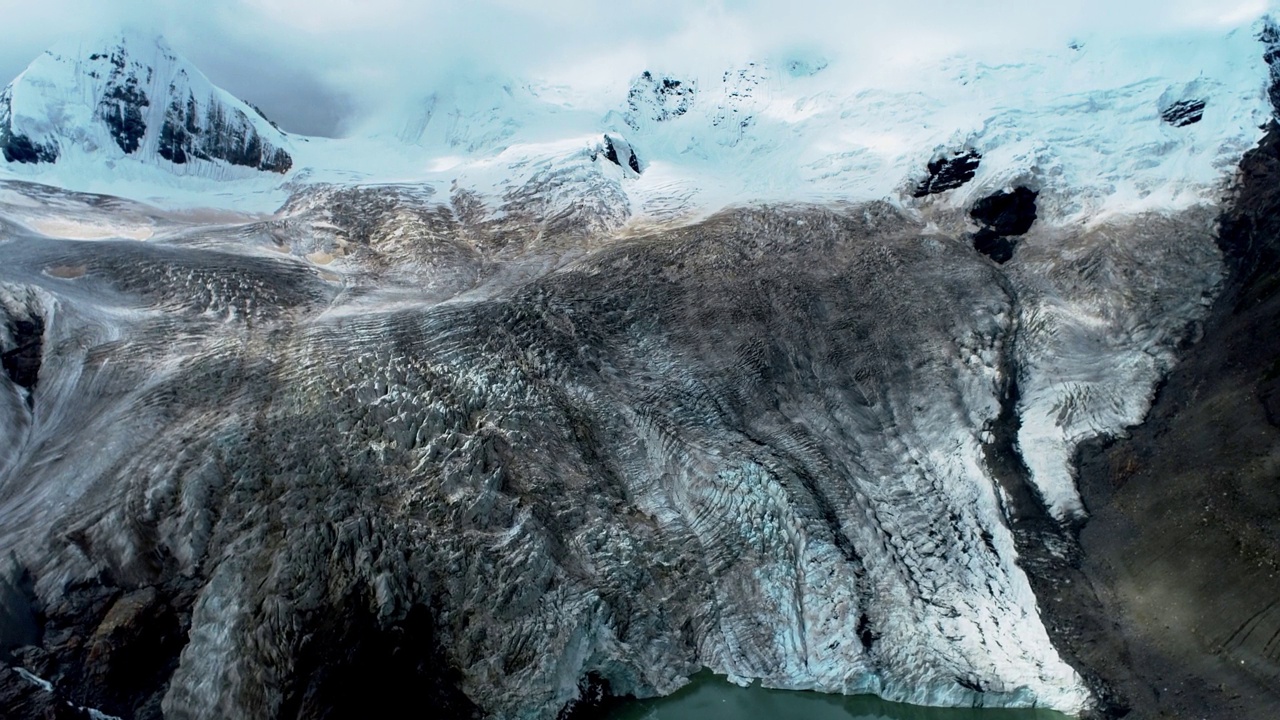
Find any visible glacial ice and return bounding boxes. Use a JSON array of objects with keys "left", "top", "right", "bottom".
[{"left": 0, "top": 12, "right": 1275, "bottom": 720}]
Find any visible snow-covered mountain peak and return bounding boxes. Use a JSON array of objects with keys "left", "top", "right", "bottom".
[
  {"left": 0, "top": 15, "right": 1274, "bottom": 228},
  {"left": 0, "top": 29, "right": 292, "bottom": 180}
]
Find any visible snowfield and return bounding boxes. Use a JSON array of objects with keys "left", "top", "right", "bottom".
[{"left": 0, "top": 20, "right": 1272, "bottom": 224}]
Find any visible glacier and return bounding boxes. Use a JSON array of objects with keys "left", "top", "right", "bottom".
[{"left": 0, "top": 12, "right": 1276, "bottom": 720}]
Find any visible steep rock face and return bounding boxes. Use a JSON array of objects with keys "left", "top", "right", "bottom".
[
  {"left": 1160, "top": 98, "right": 1207, "bottom": 127},
  {"left": 913, "top": 151, "right": 982, "bottom": 197},
  {"left": 709, "top": 64, "right": 765, "bottom": 147},
  {"left": 156, "top": 90, "right": 291, "bottom": 172},
  {"left": 1056, "top": 124, "right": 1280, "bottom": 720},
  {"left": 599, "top": 134, "right": 641, "bottom": 176},
  {"left": 969, "top": 187, "right": 1038, "bottom": 264},
  {"left": 624, "top": 71, "right": 696, "bottom": 129},
  {"left": 0, "top": 87, "right": 58, "bottom": 164},
  {"left": 0, "top": 31, "right": 291, "bottom": 175},
  {"left": 0, "top": 665, "right": 90, "bottom": 720},
  {"left": 1, "top": 307, "right": 43, "bottom": 394}
]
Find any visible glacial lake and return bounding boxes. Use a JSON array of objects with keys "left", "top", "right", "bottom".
[{"left": 607, "top": 674, "right": 1071, "bottom": 720}]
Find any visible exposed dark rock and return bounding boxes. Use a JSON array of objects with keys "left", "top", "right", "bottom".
[
  {"left": 1161, "top": 99, "right": 1206, "bottom": 127},
  {"left": 0, "top": 664, "right": 90, "bottom": 720},
  {"left": 600, "top": 134, "right": 641, "bottom": 175},
  {"left": 0, "top": 558, "right": 38, "bottom": 653},
  {"left": 855, "top": 612, "right": 878, "bottom": 651},
  {"left": 1216, "top": 124, "right": 1280, "bottom": 301},
  {"left": 1, "top": 133, "right": 59, "bottom": 164},
  {"left": 966, "top": 187, "right": 1037, "bottom": 264},
  {"left": 1260, "top": 19, "right": 1280, "bottom": 114},
  {"left": 1, "top": 36, "right": 291, "bottom": 174},
  {"left": 25, "top": 577, "right": 190, "bottom": 720},
  {"left": 157, "top": 90, "right": 292, "bottom": 173},
  {"left": 970, "top": 188, "right": 1038, "bottom": 262},
  {"left": 970, "top": 187, "right": 1038, "bottom": 236},
  {"left": 710, "top": 65, "right": 763, "bottom": 141},
  {"left": 11, "top": 645, "right": 54, "bottom": 678},
  {"left": 279, "top": 602, "right": 481, "bottom": 720},
  {"left": 912, "top": 150, "right": 981, "bottom": 197},
  {"left": 2, "top": 314, "right": 43, "bottom": 397},
  {"left": 0, "top": 89, "right": 58, "bottom": 164},
  {"left": 92, "top": 47, "right": 152, "bottom": 155},
  {"left": 1061, "top": 123, "right": 1280, "bottom": 719},
  {"left": 98, "top": 82, "right": 149, "bottom": 154},
  {"left": 971, "top": 229, "right": 1017, "bottom": 264},
  {"left": 624, "top": 71, "right": 695, "bottom": 129},
  {"left": 157, "top": 91, "right": 203, "bottom": 166},
  {"left": 980, "top": 359, "right": 1047, "bottom": 526},
  {"left": 85, "top": 589, "right": 179, "bottom": 708}
]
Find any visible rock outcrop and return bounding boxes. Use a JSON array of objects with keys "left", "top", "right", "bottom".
[
  {"left": 624, "top": 71, "right": 696, "bottom": 129},
  {"left": 969, "top": 187, "right": 1038, "bottom": 264},
  {"left": 913, "top": 151, "right": 982, "bottom": 197}
]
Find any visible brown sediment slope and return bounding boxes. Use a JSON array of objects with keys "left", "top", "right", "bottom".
[{"left": 1069, "top": 124, "right": 1280, "bottom": 719}]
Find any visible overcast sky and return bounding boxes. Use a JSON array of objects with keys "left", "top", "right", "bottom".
[{"left": 0, "top": 0, "right": 1272, "bottom": 137}]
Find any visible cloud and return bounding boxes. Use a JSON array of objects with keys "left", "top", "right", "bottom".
[{"left": 0, "top": 0, "right": 1274, "bottom": 137}]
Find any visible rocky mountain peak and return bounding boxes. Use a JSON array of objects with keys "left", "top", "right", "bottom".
[{"left": 0, "top": 30, "right": 292, "bottom": 175}]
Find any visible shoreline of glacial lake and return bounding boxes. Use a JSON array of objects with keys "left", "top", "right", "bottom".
[{"left": 606, "top": 672, "right": 1073, "bottom": 720}]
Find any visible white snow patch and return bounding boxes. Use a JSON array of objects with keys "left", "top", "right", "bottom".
[
  {"left": 14, "top": 666, "right": 53, "bottom": 692},
  {"left": 24, "top": 217, "right": 153, "bottom": 240}
]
